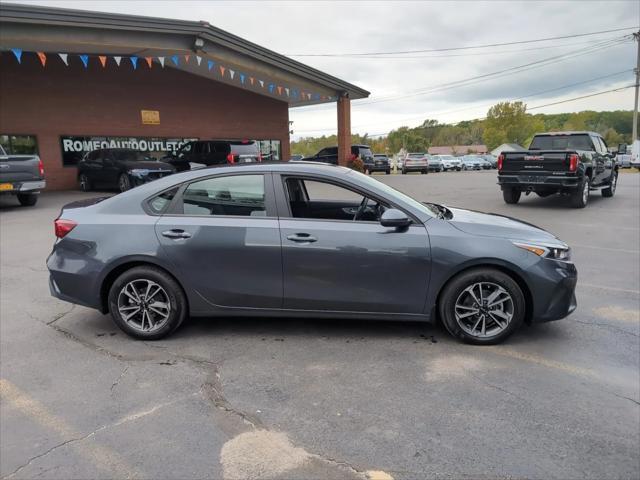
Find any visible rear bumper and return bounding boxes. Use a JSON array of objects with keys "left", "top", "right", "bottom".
[
  {"left": 0, "top": 180, "right": 46, "bottom": 193},
  {"left": 403, "top": 164, "right": 428, "bottom": 172},
  {"left": 498, "top": 174, "right": 580, "bottom": 190},
  {"left": 366, "top": 164, "right": 390, "bottom": 172},
  {"left": 47, "top": 248, "right": 103, "bottom": 311}
]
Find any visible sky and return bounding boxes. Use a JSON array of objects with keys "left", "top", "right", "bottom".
[{"left": 6, "top": 0, "right": 640, "bottom": 139}]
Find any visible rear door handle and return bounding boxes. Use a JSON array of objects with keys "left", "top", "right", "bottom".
[
  {"left": 161, "top": 229, "right": 191, "bottom": 239},
  {"left": 287, "top": 233, "right": 317, "bottom": 243}
]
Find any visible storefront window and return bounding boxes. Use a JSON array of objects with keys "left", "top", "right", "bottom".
[
  {"left": 0, "top": 134, "right": 38, "bottom": 155},
  {"left": 256, "top": 139, "right": 281, "bottom": 161}
]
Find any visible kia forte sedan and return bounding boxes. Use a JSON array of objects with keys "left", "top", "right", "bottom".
[{"left": 47, "top": 163, "right": 577, "bottom": 344}]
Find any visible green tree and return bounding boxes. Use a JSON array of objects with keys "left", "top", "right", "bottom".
[{"left": 483, "top": 101, "right": 544, "bottom": 150}]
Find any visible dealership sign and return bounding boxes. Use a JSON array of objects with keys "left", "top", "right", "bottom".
[{"left": 60, "top": 135, "right": 197, "bottom": 166}]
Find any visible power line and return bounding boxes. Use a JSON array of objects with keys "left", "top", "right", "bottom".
[{"left": 287, "top": 26, "right": 638, "bottom": 57}]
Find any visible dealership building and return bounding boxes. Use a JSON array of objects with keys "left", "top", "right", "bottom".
[{"left": 0, "top": 3, "right": 368, "bottom": 190}]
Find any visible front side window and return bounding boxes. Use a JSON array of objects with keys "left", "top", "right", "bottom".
[{"left": 180, "top": 174, "right": 265, "bottom": 216}]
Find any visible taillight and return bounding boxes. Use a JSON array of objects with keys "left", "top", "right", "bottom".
[
  {"left": 568, "top": 153, "right": 579, "bottom": 172},
  {"left": 54, "top": 218, "right": 77, "bottom": 238},
  {"left": 38, "top": 158, "right": 44, "bottom": 177},
  {"left": 227, "top": 153, "right": 236, "bottom": 164},
  {"left": 349, "top": 153, "right": 357, "bottom": 161},
  {"left": 258, "top": 153, "right": 263, "bottom": 162},
  {"left": 497, "top": 154, "right": 504, "bottom": 171}
]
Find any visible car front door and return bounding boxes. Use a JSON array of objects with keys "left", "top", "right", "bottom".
[
  {"left": 155, "top": 172, "right": 282, "bottom": 309},
  {"left": 274, "top": 174, "right": 431, "bottom": 314}
]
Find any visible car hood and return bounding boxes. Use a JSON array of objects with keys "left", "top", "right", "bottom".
[
  {"left": 120, "top": 160, "right": 175, "bottom": 171},
  {"left": 446, "top": 206, "right": 565, "bottom": 246}
]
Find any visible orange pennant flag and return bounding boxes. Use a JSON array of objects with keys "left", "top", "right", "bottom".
[
  {"left": 249, "top": 77, "right": 254, "bottom": 85},
  {"left": 36, "top": 52, "right": 46, "bottom": 67},
  {"left": 184, "top": 54, "right": 190, "bottom": 63},
  {"left": 98, "top": 56, "right": 107, "bottom": 67},
  {"left": 219, "top": 65, "right": 226, "bottom": 76},
  {"left": 145, "top": 57, "right": 153, "bottom": 68},
  {"left": 277, "top": 86, "right": 282, "bottom": 95}
]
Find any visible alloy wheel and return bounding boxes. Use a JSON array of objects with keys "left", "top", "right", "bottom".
[
  {"left": 582, "top": 180, "right": 589, "bottom": 205},
  {"left": 117, "top": 279, "right": 171, "bottom": 333},
  {"left": 454, "top": 282, "right": 514, "bottom": 338},
  {"left": 611, "top": 172, "right": 618, "bottom": 194}
]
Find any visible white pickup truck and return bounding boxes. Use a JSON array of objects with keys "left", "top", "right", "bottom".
[{"left": 0, "top": 144, "right": 46, "bottom": 206}]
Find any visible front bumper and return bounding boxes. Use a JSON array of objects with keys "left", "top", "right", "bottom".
[
  {"left": 529, "top": 259, "right": 578, "bottom": 323},
  {"left": 498, "top": 174, "right": 580, "bottom": 190}
]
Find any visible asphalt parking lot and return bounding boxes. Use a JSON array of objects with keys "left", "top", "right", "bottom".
[{"left": 1, "top": 169, "right": 638, "bottom": 480}]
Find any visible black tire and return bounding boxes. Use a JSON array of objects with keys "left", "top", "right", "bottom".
[
  {"left": 118, "top": 173, "right": 132, "bottom": 192},
  {"left": 78, "top": 173, "right": 92, "bottom": 192},
  {"left": 401, "top": 169, "right": 406, "bottom": 175},
  {"left": 502, "top": 188, "right": 521, "bottom": 204},
  {"left": 439, "top": 268, "right": 525, "bottom": 345},
  {"left": 108, "top": 266, "right": 187, "bottom": 340},
  {"left": 602, "top": 170, "right": 618, "bottom": 198},
  {"left": 386, "top": 169, "right": 390, "bottom": 175},
  {"left": 571, "top": 178, "right": 590, "bottom": 208},
  {"left": 439, "top": 165, "right": 444, "bottom": 172},
  {"left": 17, "top": 193, "right": 38, "bottom": 206}
]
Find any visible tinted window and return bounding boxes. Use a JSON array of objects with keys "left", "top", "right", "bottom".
[
  {"left": 0, "top": 134, "right": 38, "bottom": 155},
  {"left": 148, "top": 188, "right": 178, "bottom": 214},
  {"left": 180, "top": 175, "right": 265, "bottom": 216},
  {"left": 356, "top": 147, "right": 373, "bottom": 159},
  {"left": 408, "top": 153, "right": 424, "bottom": 158},
  {"left": 112, "top": 150, "right": 153, "bottom": 162},
  {"left": 229, "top": 142, "right": 259, "bottom": 155},
  {"left": 529, "top": 135, "right": 595, "bottom": 151}
]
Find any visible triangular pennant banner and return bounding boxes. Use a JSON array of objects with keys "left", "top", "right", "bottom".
[
  {"left": 113, "top": 56, "right": 122, "bottom": 66},
  {"left": 292, "top": 89, "right": 298, "bottom": 98},
  {"left": 196, "top": 56, "right": 202, "bottom": 66},
  {"left": 268, "top": 84, "right": 275, "bottom": 94},
  {"left": 249, "top": 77, "right": 255, "bottom": 85},
  {"left": 207, "top": 60, "right": 214, "bottom": 71},
  {"left": 36, "top": 52, "right": 46, "bottom": 67},
  {"left": 171, "top": 55, "right": 179, "bottom": 66},
  {"left": 307, "top": 93, "right": 312, "bottom": 100},
  {"left": 158, "top": 56, "right": 165, "bottom": 68},
  {"left": 285, "top": 88, "right": 290, "bottom": 97},
  {"left": 239, "top": 73, "right": 245, "bottom": 84},
  {"left": 11, "top": 48, "right": 22, "bottom": 63},
  {"left": 130, "top": 56, "right": 138, "bottom": 70},
  {"left": 229, "top": 69, "right": 235, "bottom": 80},
  {"left": 79, "top": 54, "right": 89, "bottom": 68},
  {"left": 145, "top": 57, "right": 153, "bottom": 68},
  {"left": 259, "top": 80, "right": 264, "bottom": 88},
  {"left": 184, "top": 54, "right": 190, "bottom": 63},
  {"left": 277, "top": 86, "right": 282, "bottom": 95},
  {"left": 219, "top": 65, "right": 226, "bottom": 76},
  {"left": 58, "top": 53, "right": 69, "bottom": 66},
  {"left": 98, "top": 55, "right": 107, "bottom": 68}
]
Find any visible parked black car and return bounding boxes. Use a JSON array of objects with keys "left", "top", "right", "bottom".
[
  {"left": 0, "top": 144, "right": 45, "bottom": 206},
  {"left": 78, "top": 148, "right": 175, "bottom": 192},
  {"left": 166, "top": 140, "right": 262, "bottom": 171},
  {"left": 289, "top": 154, "right": 304, "bottom": 162},
  {"left": 304, "top": 144, "right": 373, "bottom": 166},
  {"left": 498, "top": 131, "right": 618, "bottom": 208},
  {"left": 366, "top": 154, "right": 391, "bottom": 174},
  {"left": 48, "top": 162, "right": 577, "bottom": 345}
]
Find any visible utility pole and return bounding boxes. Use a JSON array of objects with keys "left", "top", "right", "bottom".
[{"left": 633, "top": 30, "right": 640, "bottom": 142}]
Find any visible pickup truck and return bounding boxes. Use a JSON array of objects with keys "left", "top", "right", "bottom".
[
  {"left": 497, "top": 131, "right": 617, "bottom": 208},
  {"left": 0, "top": 144, "right": 46, "bottom": 206}
]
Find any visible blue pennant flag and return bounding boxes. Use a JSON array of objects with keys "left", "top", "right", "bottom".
[
  {"left": 239, "top": 73, "right": 245, "bottom": 84},
  {"left": 207, "top": 60, "right": 214, "bottom": 71},
  {"left": 79, "top": 54, "right": 89, "bottom": 68},
  {"left": 291, "top": 89, "right": 298, "bottom": 99},
  {"left": 11, "top": 48, "right": 22, "bottom": 63},
  {"left": 314, "top": 93, "right": 321, "bottom": 100},
  {"left": 171, "top": 55, "right": 179, "bottom": 66},
  {"left": 268, "top": 83, "right": 275, "bottom": 94},
  {"left": 130, "top": 56, "right": 138, "bottom": 69}
]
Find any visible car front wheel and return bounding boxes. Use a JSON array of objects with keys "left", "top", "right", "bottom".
[
  {"left": 439, "top": 268, "right": 525, "bottom": 345},
  {"left": 118, "top": 173, "right": 132, "bottom": 192},
  {"left": 78, "top": 173, "right": 92, "bottom": 192},
  {"left": 108, "top": 266, "right": 187, "bottom": 340}
]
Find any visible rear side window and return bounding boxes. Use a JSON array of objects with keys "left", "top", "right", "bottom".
[
  {"left": 356, "top": 147, "right": 373, "bottom": 159},
  {"left": 180, "top": 175, "right": 265, "bottom": 216},
  {"left": 148, "top": 187, "right": 178, "bottom": 214},
  {"left": 529, "top": 135, "right": 595, "bottom": 151}
]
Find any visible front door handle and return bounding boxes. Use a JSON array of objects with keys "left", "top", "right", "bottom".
[
  {"left": 161, "top": 229, "right": 192, "bottom": 239},
  {"left": 287, "top": 233, "right": 317, "bottom": 243}
]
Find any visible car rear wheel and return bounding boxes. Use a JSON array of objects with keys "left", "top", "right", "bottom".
[
  {"left": 108, "top": 266, "right": 187, "bottom": 340},
  {"left": 78, "top": 173, "right": 92, "bottom": 192},
  {"left": 602, "top": 170, "right": 617, "bottom": 198},
  {"left": 439, "top": 268, "right": 525, "bottom": 345},
  {"left": 386, "top": 169, "right": 390, "bottom": 175},
  {"left": 118, "top": 174, "right": 132, "bottom": 192},
  {"left": 502, "top": 187, "right": 521, "bottom": 204},
  {"left": 17, "top": 193, "right": 38, "bottom": 206},
  {"left": 401, "top": 169, "right": 406, "bottom": 175},
  {"left": 571, "top": 178, "right": 589, "bottom": 208}
]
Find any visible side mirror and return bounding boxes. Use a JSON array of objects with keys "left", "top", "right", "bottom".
[{"left": 380, "top": 208, "right": 411, "bottom": 229}]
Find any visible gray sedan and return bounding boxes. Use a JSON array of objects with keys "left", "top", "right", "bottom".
[{"left": 48, "top": 163, "right": 577, "bottom": 344}]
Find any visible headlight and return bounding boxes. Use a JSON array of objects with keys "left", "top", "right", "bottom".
[
  {"left": 513, "top": 242, "right": 571, "bottom": 261},
  {"left": 128, "top": 169, "right": 149, "bottom": 177}
]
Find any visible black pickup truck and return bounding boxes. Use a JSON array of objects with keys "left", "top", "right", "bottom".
[
  {"left": 0, "top": 144, "right": 46, "bottom": 206},
  {"left": 497, "top": 131, "right": 617, "bottom": 208}
]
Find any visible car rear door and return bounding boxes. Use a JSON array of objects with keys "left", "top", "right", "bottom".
[
  {"left": 154, "top": 172, "right": 282, "bottom": 309},
  {"left": 274, "top": 173, "right": 431, "bottom": 314}
]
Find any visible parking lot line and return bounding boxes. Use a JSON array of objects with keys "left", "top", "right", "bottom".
[{"left": 0, "top": 378, "right": 140, "bottom": 479}]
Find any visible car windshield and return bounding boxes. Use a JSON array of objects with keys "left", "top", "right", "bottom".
[
  {"left": 347, "top": 170, "right": 436, "bottom": 218},
  {"left": 374, "top": 155, "right": 387, "bottom": 159},
  {"left": 112, "top": 150, "right": 153, "bottom": 162},
  {"left": 440, "top": 155, "right": 455, "bottom": 160},
  {"left": 529, "top": 134, "right": 595, "bottom": 151}
]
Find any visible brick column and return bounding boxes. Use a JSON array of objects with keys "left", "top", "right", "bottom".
[{"left": 337, "top": 95, "right": 351, "bottom": 166}]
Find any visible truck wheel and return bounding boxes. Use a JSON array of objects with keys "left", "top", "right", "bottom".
[
  {"left": 571, "top": 179, "right": 590, "bottom": 208},
  {"left": 602, "top": 170, "right": 618, "bottom": 198},
  {"left": 78, "top": 173, "right": 92, "bottom": 192},
  {"left": 17, "top": 193, "right": 38, "bottom": 206},
  {"left": 502, "top": 188, "right": 521, "bottom": 204}
]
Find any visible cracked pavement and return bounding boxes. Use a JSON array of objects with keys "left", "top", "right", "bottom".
[{"left": 1, "top": 171, "right": 639, "bottom": 479}]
